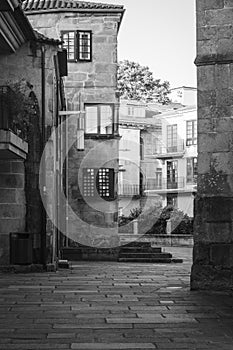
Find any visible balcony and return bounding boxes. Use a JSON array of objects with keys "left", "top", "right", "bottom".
[
  {"left": 118, "top": 184, "right": 142, "bottom": 197},
  {"left": 144, "top": 176, "right": 196, "bottom": 194},
  {"left": 155, "top": 141, "right": 185, "bottom": 159},
  {"left": 0, "top": 86, "right": 28, "bottom": 159},
  {"left": 118, "top": 176, "right": 197, "bottom": 196}
]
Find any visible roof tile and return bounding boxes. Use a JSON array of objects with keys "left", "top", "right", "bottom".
[{"left": 22, "top": 0, "right": 124, "bottom": 12}]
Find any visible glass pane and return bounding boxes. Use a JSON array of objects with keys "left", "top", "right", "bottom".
[
  {"left": 79, "top": 32, "right": 91, "bottom": 60},
  {"left": 62, "top": 31, "right": 75, "bottom": 60},
  {"left": 85, "top": 106, "right": 98, "bottom": 134},
  {"left": 100, "top": 105, "right": 113, "bottom": 134}
]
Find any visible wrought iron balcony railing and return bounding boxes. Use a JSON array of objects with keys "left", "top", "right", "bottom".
[
  {"left": 144, "top": 177, "right": 186, "bottom": 191},
  {"left": 156, "top": 141, "right": 185, "bottom": 156},
  {"left": 118, "top": 184, "right": 142, "bottom": 196},
  {"left": 118, "top": 176, "right": 197, "bottom": 196}
]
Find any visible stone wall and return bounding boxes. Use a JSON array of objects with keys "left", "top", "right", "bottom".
[
  {"left": 0, "top": 160, "right": 25, "bottom": 264},
  {"left": 191, "top": 0, "right": 233, "bottom": 290},
  {"left": 27, "top": 11, "right": 121, "bottom": 248},
  {"left": 0, "top": 41, "right": 59, "bottom": 264}
]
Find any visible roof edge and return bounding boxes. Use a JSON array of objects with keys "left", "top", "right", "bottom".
[{"left": 25, "top": 7, "right": 125, "bottom": 15}]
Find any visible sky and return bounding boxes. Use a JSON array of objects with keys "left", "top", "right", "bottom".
[{"left": 99, "top": 0, "right": 196, "bottom": 89}]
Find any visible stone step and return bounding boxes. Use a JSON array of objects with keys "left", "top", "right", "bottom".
[
  {"left": 118, "top": 252, "right": 172, "bottom": 259},
  {"left": 118, "top": 257, "right": 183, "bottom": 263},
  {"left": 119, "top": 247, "right": 162, "bottom": 253},
  {"left": 61, "top": 247, "right": 119, "bottom": 261},
  {"left": 118, "top": 257, "right": 173, "bottom": 263},
  {"left": 122, "top": 241, "right": 152, "bottom": 248}
]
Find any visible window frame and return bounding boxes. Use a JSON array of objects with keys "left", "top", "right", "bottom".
[
  {"left": 167, "top": 193, "right": 178, "bottom": 208},
  {"left": 167, "top": 160, "right": 178, "bottom": 189},
  {"left": 77, "top": 30, "right": 92, "bottom": 62},
  {"left": 61, "top": 30, "right": 77, "bottom": 62},
  {"left": 186, "top": 120, "right": 197, "bottom": 146},
  {"left": 167, "top": 124, "right": 177, "bottom": 152},
  {"left": 186, "top": 157, "right": 198, "bottom": 183},
  {"left": 61, "top": 30, "right": 92, "bottom": 62},
  {"left": 84, "top": 103, "right": 117, "bottom": 137}
]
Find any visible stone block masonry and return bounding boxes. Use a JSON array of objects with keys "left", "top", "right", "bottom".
[
  {"left": 0, "top": 38, "right": 62, "bottom": 265},
  {"left": 0, "top": 160, "right": 25, "bottom": 264},
  {"left": 191, "top": 0, "right": 233, "bottom": 291},
  {"left": 26, "top": 10, "right": 121, "bottom": 248}
]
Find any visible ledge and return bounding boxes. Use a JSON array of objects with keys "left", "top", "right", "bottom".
[
  {"left": 0, "top": 130, "right": 28, "bottom": 159},
  {"left": 195, "top": 54, "right": 233, "bottom": 66},
  {"left": 85, "top": 134, "right": 121, "bottom": 140},
  {"left": 119, "top": 234, "right": 194, "bottom": 247}
]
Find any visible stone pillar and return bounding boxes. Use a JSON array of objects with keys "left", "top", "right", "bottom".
[{"left": 191, "top": 0, "right": 233, "bottom": 290}]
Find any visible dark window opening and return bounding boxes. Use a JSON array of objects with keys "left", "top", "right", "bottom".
[
  {"left": 186, "top": 120, "right": 197, "bottom": 146},
  {"left": 167, "top": 160, "right": 178, "bottom": 189},
  {"left": 167, "top": 193, "right": 178, "bottom": 208},
  {"left": 187, "top": 157, "right": 197, "bottom": 183}
]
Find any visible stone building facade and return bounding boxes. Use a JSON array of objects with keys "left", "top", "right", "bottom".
[
  {"left": 22, "top": 0, "right": 125, "bottom": 248},
  {"left": 191, "top": 0, "right": 233, "bottom": 290},
  {"left": 0, "top": 0, "right": 66, "bottom": 265}
]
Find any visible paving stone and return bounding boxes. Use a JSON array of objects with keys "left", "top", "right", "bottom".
[
  {"left": 71, "top": 343, "right": 156, "bottom": 349},
  {"left": 0, "top": 248, "right": 233, "bottom": 349}
]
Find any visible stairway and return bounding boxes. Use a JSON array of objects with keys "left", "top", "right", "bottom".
[
  {"left": 61, "top": 241, "right": 183, "bottom": 263},
  {"left": 118, "top": 241, "right": 183, "bottom": 263}
]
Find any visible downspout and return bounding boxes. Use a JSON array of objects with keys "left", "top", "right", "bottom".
[{"left": 40, "top": 44, "right": 47, "bottom": 266}]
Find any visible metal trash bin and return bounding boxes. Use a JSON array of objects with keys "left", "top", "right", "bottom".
[{"left": 10, "top": 232, "right": 33, "bottom": 265}]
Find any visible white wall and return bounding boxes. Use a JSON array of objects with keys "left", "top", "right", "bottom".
[
  {"left": 119, "top": 127, "right": 140, "bottom": 186},
  {"left": 170, "top": 87, "right": 197, "bottom": 106},
  {"left": 120, "top": 100, "right": 146, "bottom": 118}
]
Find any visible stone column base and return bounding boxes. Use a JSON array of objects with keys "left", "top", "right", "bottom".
[{"left": 190, "top": 243, "right": 233, "bottom": 291}]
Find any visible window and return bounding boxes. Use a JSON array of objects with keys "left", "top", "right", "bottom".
[
  {"left": 78, "top": 31, "right": 92, "bottom": 61},
  {"left": 61, "top": 30, "right": 92, "bottom": 62},
  {"left": 186, "top": 120, "right": 197, "bottom": 146},
  {"left": 167, "top": 160, "right": 178, "bottom": 189},
  {"left": 187, "top": 157, "right": 197, "bottom": 183},
  {"left": 155, "top": 168, "right": 162, "bottom": 189},
  {"left": 83, "top": 168, "right": 115, "bottom": 199},
  {"left": 61, "top": 31, "right": 75, "bottom": 61},
  {"left": 167, "top": 124, "right": 177, "bottom": 152},
  {"left": 167, "top": 193, "right": 178, "bottom": 208},
  {"left": 140, "top": 137, "right": 144, "bottom": 160},
  {"left": 85, "top": 104, "right": 117, "bottom": 135},
  {"left": 128, "top": 107, "right": 134, "bottom": 116}
]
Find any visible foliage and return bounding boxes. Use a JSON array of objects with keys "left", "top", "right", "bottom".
[
  {"left": 145, "top": 205, "right": 193, "bottom": 235},
  {"left": 7, "top": 79, "right": 39, "bottom": 140},
  {"left": 118, "top": 207, "right": 142, "bottom": 227},
  {"left": 117, "top": 60, "right": 171, "bottom": 104}
]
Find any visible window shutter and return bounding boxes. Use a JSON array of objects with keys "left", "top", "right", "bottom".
[{"left": 57, "top": 50, "right": 68, "bottom": 77}]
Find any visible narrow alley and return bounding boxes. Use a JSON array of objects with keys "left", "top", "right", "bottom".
[{"left": 0, "top": 249, "right": 232, "bottom": 350}]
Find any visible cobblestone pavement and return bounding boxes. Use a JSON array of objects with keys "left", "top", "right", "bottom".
[{"left": 0, "top": 248, "right": 233, "bottom": 349}]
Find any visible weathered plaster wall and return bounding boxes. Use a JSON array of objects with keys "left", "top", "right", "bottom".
[{"left": 191, "top": 0, "right": 233, "bottom": 290}]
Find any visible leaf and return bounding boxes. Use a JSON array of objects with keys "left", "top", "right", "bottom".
[{"left": 117, "top": 60, "right": 171, "bottom": 104}]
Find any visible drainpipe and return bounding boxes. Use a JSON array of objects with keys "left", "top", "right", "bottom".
[{"left": 40, "top": 44, "right": 47, "bottom": 267}]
